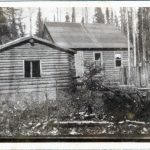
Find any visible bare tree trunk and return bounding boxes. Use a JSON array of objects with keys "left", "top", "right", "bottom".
[
  {"left": 85, "top": 7, "right": 88, "bottom": 23},
  {"left": 72, "top": 7, "right": 76, "bottom": 23},
  {"left": 29, "top": 8, "right": 32, "bottom": 36},
  {"left": 126, "top": 8, "right": 131, "bottom": 85},
  {"left": 57, "top": 8, "right": 59, "bottom": 22},
  {"left": 132, "top": 8, "right": 137, "bottom": 67},
  {"left": 141, "top": 9, "right": 147, "bottom": 86}
]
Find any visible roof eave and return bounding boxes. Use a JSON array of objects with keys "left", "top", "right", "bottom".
[{"left": 0, "top": 36, "right": 76, "bottom": 54}]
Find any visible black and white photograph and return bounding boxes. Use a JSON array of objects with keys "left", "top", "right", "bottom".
[{"left": 0, "top": 1, "right": 150, "bottom": 139}]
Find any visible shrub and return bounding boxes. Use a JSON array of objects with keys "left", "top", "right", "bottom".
[
  {"left": 67, "top": 62, "right": 106, "bottom": 119},
  {"left": 102, "top": 86, "right": 145, "bottom": 122},
  {"left": 138, "top": 101, "right": 150, "bottom": 122},
  {"left": 69, "top": 62, "right": 146, "bottom": 122}
]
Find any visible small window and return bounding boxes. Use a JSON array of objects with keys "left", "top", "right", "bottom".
[
  {"left": 24, "top": 60, "right": 40, "bottom": 78},
  {"left": 94, "top": 52, "right": 102, "bottom": 66},
  {"left": 115, "top": 54, "right": 122, "bottom": 67},
  {"left": 94, "top": 53, "right": 101, "bottom": 61}
]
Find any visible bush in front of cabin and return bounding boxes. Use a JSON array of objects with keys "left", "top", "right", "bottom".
[
  {"left": 102, "top": 86, "right": 145, "bottom": 122},
  {"left": 67, "top": 61, "right": 106, "bottom": 120},
  {"left": 68, "top": 61, "right": 147, "bottom": 122},
  {"left": 137, "top": 101, "right": 150, "bottom": 122}
]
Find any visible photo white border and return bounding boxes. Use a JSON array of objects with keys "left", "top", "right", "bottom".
[
  {"left": 0, "top": 142, "right": 150, "bottom": 149},
  {"left": 0, "top": 1, "right": 149, "bottom": 8},
  {"left": 0, "top": 0, "right": 149, "bottom": 149}
]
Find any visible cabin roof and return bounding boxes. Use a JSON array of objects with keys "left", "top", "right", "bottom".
[
  {"left": 0, "top": 35, "right": 76, "bottom": 54},
  {"left": 44, "top": 22, "right": 128, "bottom": 49}
]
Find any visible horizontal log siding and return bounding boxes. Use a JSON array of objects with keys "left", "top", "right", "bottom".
[
  {"left": 0, "top": 42, "right": 74, "bottom": 94},
  {"left": 83, "top": 50, "right": 128, "bottom": 82}
]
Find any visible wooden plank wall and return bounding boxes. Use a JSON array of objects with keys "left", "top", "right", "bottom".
[
  {"left": 75, "top": 51, "right": 84, "bottom": 77},
  {"left": 0, "top": 42, "right": 75, "bottom": 96},
  {"left": 83, "top": 50, "right": 128, "bottom": 83}
]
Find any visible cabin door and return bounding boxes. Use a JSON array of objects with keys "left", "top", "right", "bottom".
[{"left": 75, "top": 51, "right": 84, "bottom": 77}]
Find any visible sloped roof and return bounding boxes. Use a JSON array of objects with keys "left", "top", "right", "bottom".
[
  {"left": 44, "top": 22, "right": 128, "bottom": 49},
  {"left": 0, "top": 35, "right": 76, "bottom": 54}
]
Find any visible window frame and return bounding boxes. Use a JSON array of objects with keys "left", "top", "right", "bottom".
[
  {"left": 93, "top": 51, "right": 103, "bottom": 65},
  {"left": 24, "top": 60, "right": 41, "bottom": 78},
  {"left": 114, "top": 53, "right": 122, "bottom": 68}
]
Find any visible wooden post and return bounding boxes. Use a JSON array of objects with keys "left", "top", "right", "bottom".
[{"left": 126, "top": 8, "right": 131, "bottom": 85}]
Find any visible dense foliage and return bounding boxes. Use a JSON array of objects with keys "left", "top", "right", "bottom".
[{"left": 68, "top": 62, "right": 147, "bottom": 123}]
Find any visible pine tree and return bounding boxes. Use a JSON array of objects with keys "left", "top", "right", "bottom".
[
  {"left": 81, "top": 17, "right": 84, "bottom": 24},
  {"left": 0, "top": 8, "right": 25, "bottom": 43},
  {"left": 137, "top": 8, "right": 143, "bottom": 63},
  {"left": 110, "top": 9, "right": 114, "bottom": 24},
  {"left": 65, "top": 12, "right": 70, "bottom": 22},
  {"left": 35, "top": 8, "right": 43, "bottom": 37},
  {"left": 18, "top": 9, "right": 25, "bottom": 37},
  {"left": 8, "top": 8, "right": 19, "bottom": 40},
  {"left": 142, "top": 8, "right": 150, "bottom": 62},
  {"left": 114, "top": 14, "right": 119, "bottom": 27},
  {"left": 0, "top": 8, "right": 10, "bottom": 44},
  {"left": 94, "top": 7, "right": 104, "bottom": 23},
  {"left": 106, "top": 8, "right": 110, "bottom": 24},
  {"left": 120, "top": 7, "right": 127, "bottom": 34},
  {"left": 72, "top": 7, "right": 76, "bottom": 23},
  {"left": 85, "top": 7, "right": 88, "bottom": 23}
]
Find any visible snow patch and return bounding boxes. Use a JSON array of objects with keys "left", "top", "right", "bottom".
[
  {"left": 128, "top": 124, "right": 137, "bottom": 127},
  {"left": 50, "top": 127, "right": 59, "bottom": 135},
  {"left": 126, "top": 120, "right": 146, "bottom": 125},
  {"left": 56, "top": 120, "right": 113, "bottom": 125},
  {"left": 102, "top": 129, "right": 106, "bottom": 134},
  {"left": 70, "top": 128, "right": 79, "bottom": 135}
]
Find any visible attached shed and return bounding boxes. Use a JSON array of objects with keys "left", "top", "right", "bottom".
[
  {"left": 43, "top": 22, "right": 129, "bottom": 83},
  {"left": 0, "top": 36, "right": 76, "bottom": 102}
]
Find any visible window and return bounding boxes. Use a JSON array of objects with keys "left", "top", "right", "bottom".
[
  {"left": 94, "top": 52, "right": 102, "bottom": 66},
  {"left": 24, "top": 60, "right": 40, "bottom": 78},
  {"left": 115, "top": 54, "right": 122, "bottom": 67},
  {"left": 94, "top": 53, "right": 101, "bottom": 61}
]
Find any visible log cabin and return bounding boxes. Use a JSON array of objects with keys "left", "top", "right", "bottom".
[
  {"left": 0, "top": 36, "right": 76, "bottom": 102},
  {"left": 43, "top": 22, "right": 129, "bottom": 83}
]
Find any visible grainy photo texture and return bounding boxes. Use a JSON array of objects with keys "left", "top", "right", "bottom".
[{"left": 0, "top": 7, "right": 149, "bottom": 138}]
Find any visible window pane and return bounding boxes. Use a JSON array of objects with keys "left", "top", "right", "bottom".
[
  {"left": 115, "top": 54, "right": 122, "bottom": 67},
  {"left": 116, "top": 58, "right": 121, "bottom": 67},
  {"left": 25, "top": 61, "right": 31, "bottom": 77},
  {"left": 95, "top": 53, "right": 101, "bottom": 61},
  {"left": 32, "top": 61, "right": 40, "bottom": 77}
]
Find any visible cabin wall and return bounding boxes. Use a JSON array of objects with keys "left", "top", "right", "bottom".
[
  {"left": 0, "top": 42, "right": 75, "bottom": 103},
  {"left": 102, "top": 50, "right": 128, "bottom": 82},
  {"left": 76, "top": 50, "right": 128, "bottom": 82},
  {"left": 75, "top": 51, "right": 84, "bottom": 77}
]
